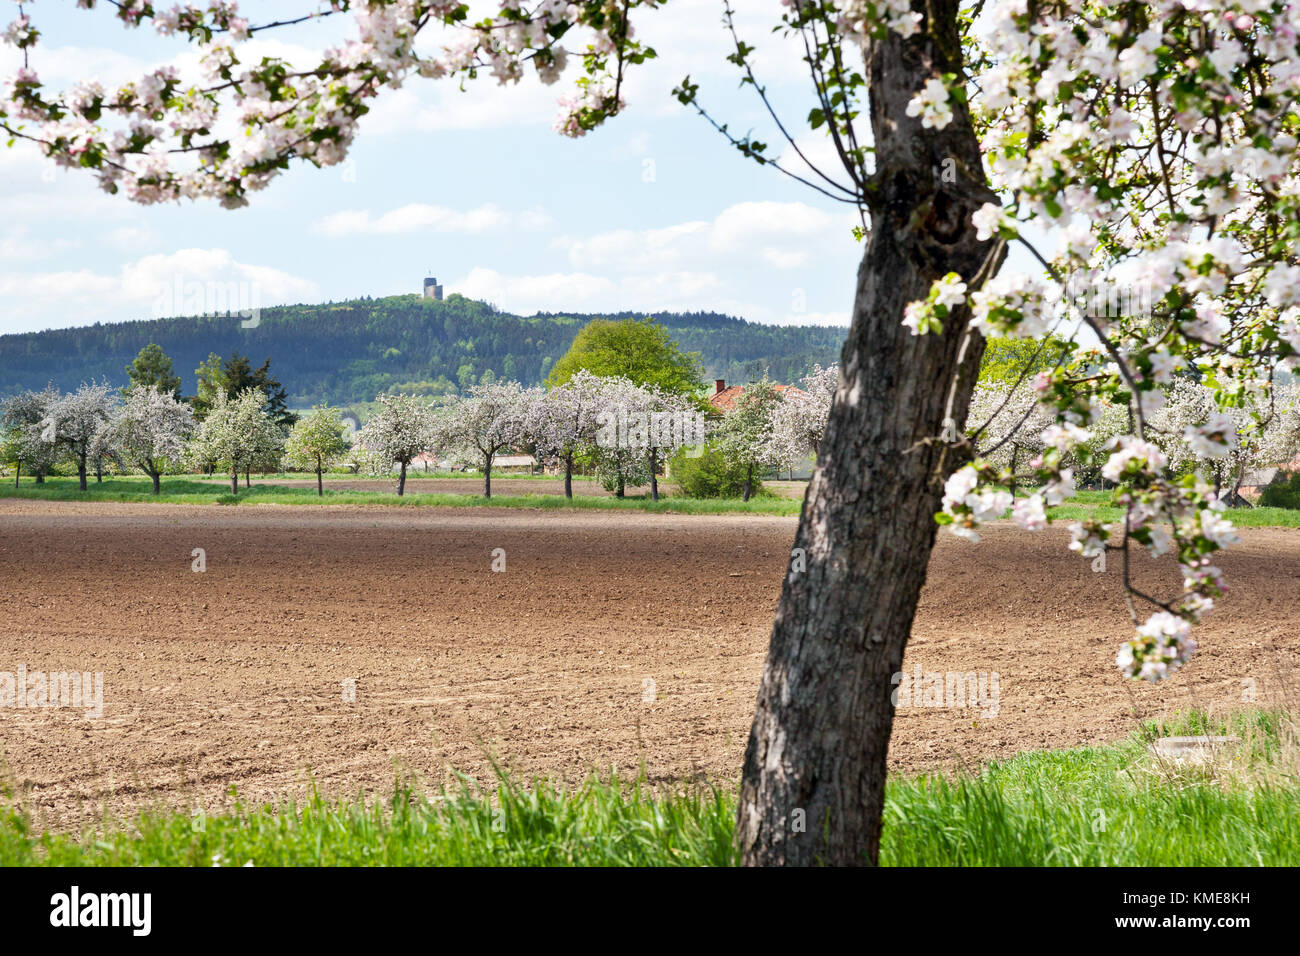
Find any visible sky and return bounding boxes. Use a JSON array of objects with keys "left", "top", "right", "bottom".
[{"left": 0, "top": 1, "right": 881, "bottom": 336}]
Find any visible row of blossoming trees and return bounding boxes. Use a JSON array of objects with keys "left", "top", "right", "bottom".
[
  {"left": 0, "top": 365, "right": 840, "bottom": 501},
  {"left": 7, "top": 366, "right": 1294, "bottom": 512},
  {"left": 0, "top": 382, "right": 301, "bottom": 495},
  {"left": 967, "top": 378, "right": 1300, "bottom": 508}
]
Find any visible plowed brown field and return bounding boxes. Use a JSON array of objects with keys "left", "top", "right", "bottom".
[{"left": 1, "top": 498, "right": 1296, "bottom": 828}]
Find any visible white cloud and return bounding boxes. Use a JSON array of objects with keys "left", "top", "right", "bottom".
[
  {"left": 623, "top": 0, "right": 814, "bottom": 114},
  {"left": 450, "top": 266, "right": 742, "bottom": 318},
  {"left": 449, "top": 199, "right": 859, "bottom": 323},
  {"left": 0, "top": 43, "right": 148, "bottom": 88},
  {"left": 121, "top": 248, "right": 318, "bottom": 308},
  {"left": 0, "top": 270, "right": 120, "bottom": 310},
  {"left": 0, "top": 141, "right": 136, "bottom": 222},
  {"left": 452, "top": 267, "right": 616, "bottom": 310},
  {"left": 3, "top": 188, "right": 140, "bottom": 222},
  {"left": 0, "top": 34, "right": 335, "bottom": 88},
  {"left": 362, "top": 81, "right": 562, "bottom": 134},
  {"left": 0, "top": 226, "right": 79, "bottom": 261},
  {"left": 1, "top": 249, "right": 317, "bottom": 333},
  {"left": 559, "top": 200, "right": 850, "bottom": 273},
  {"left": 708, "top": 200, "right": 838, "bottom": 251},
  {"left": 312, "top": 203, "right": 550, "bottom": 238},
  {"left": 776, "top": 129, "right": 873, "bottom": 183},
  {"left": 620, "top": 271, "right": 724, "bottom": 300},
  {"left": 445, "top": 265, "right": 850, "bottom": 326},
  {"left": 557, "top": 221, "right": 711, "bottom": 271},
  {"left": 105, "top": 225, "right": 160, "bottom": 252},
  {"left": 762, "top": 248, "right": 808, "bottom": 269}
]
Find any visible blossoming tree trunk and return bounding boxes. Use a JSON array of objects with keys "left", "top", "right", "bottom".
[{"left": 737, "top": 7, "right": 1000, "bottom": 866}]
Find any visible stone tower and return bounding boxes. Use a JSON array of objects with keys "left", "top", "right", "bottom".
[{"left": 422, "top": 277, "right": 444, "bottom": 301}]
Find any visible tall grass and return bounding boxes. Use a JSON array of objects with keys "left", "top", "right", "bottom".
[
  {"left": 3, "top": 711, "right": 1296, "bottom": 866},
  {"left": 882, "top": 710, "right": 1300, "bottom": 866},
  {"left": 0, "top": 772, "right": 740, "bottom": 867}
]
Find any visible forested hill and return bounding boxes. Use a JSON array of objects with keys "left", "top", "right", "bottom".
[{"left": 0, "top": 294, "right": 846, "bottom": 406}]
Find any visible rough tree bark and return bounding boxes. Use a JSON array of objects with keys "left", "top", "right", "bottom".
[
  {"left": 737, "top": 5, "right": 1003, "bottom": 866},
  {"left": 648, "top": 448, "right": 659, "bottom": 501},
  {"left": 397, "top": 460, "right": 408, "bottom": 496},
  {"left": 483, "top": 453, "right": 493, "bottom": 498},
  {"left": 564, "top": 454, "right": 574, "bottom": 499}
]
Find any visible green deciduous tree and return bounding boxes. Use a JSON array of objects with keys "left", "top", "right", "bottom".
[
  {"left": 191, "top": 352, "right": 228, "bottom": 423},
  {"left": 190, "top": 388, "right": 284, "bottom": 496},
  {"left": 547, "top": 318, "right": 704, "bottom": 396},
  {"left": 978, "top": 335, "right": 1071, "bottom": 389},
  {"left": 285, "top": 405, "right": 351, "bottom": 495},
  {"left": 715, "top": 379, "right": 784, "bottom": 501}
]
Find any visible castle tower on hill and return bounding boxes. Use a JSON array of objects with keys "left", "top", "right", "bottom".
[{"left": 423, "top": 277, "right": 444, "bottom": 301}]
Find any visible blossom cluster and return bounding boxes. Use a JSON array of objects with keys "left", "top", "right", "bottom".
[
  {"left": 912, "top": 1, "right": 1300, "bottom": 680},
  {"left": 2, "top": 1, "right": 654, "bottom": 207},
  {"left": 902, "top": 272, "right": 967, "bottom": 336},
  {"left": 830, "top": 0, "right": 923, "bottom": 41}
]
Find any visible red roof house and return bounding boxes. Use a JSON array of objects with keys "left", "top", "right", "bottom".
[{"left": 708, "top": 378, "right": 803, "bottom": 413}]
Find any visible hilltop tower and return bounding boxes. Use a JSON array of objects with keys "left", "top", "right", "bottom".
[{"left": 422, "top": 277, "right": 444, "bottom": 301}]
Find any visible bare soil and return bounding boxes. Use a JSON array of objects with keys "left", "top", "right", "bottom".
[{"left": 0, "top": 498, "right": 1296, "bottom": 828}]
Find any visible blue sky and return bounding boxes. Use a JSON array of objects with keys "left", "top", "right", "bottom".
[{"left": 0, "top": 1, "right": 878, "bottom": 336}]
